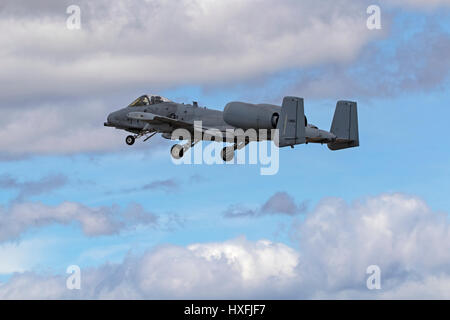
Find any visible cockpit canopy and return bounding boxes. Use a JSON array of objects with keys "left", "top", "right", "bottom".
[{"left": 128, "top": 94, "right": 172, "bottom": 107}]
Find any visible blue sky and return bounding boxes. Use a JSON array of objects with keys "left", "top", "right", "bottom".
[{"left": 0, "top": 0, "right": 450, "bottom": 298}]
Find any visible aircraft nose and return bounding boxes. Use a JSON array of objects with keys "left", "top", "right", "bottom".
[
  {"left": 105, "top": 109, "right": 128, "bottom": 127},
  {"left": 105, "top": 111, "right": 120, "bottom": 127},
  {"left": 107, "top": 112, "right": 114, "bottom": 123}
]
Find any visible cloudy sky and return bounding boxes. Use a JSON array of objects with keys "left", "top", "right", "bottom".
[{"left": 0, "top": 0, "right": 450, "bottom": 299}]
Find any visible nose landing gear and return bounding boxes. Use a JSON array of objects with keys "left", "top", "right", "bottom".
[
  {"left": 125, "top": 131, "right": 156, "bottom": 146},
  {"left": 126, "top": 135, "right": 135, "bottom": 145}
]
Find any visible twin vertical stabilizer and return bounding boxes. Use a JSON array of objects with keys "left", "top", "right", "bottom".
[
  {"left": 328, "top": 101, "right": 359, "bottom": 151},
  {"left": 276, "top": 96, "right": 306, "bottom": 147}
]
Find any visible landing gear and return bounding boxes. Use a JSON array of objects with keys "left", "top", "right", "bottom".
[
  {"left": 170, "top": 138, "right": 250, "bottom": 162},
  {"left": 221, "top": 146, "right": 235, "bottom": 162},
  {"left": 170, "top": 144, "right": 184, "bottom": 159},
  {"left": 125, "top": 130, "right": 156, "bottom": 146},
  {"left": 170, "top": 139, "right": 200, "bottom": 160},
  {"left": 126, "top": 135, "right": 135, "bottom": 145},
  {"left": 221, "top": 140, "right": 250, "bottom": 162}
]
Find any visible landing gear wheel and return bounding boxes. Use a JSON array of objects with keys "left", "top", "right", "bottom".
[
  {"left": 171, "top": 144, "right": 184, "bottom": 160},
  {"left": 126, "top": 135, "right": 135, "bottom": 146},
  {"left": 221, "top": 146, "right": 235, "bottom": 162}
]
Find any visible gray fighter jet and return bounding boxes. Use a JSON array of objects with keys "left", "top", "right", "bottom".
[{"left": 104, "top": 94, "right": 359, "bottom": 161}]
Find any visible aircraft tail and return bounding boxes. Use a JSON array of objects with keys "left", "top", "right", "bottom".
[
  {"left": 328, "top": 100, "right": 359, "bottom": 151},
  {"left": 276, "top": 96, "right": 306, "bottom": 147}
]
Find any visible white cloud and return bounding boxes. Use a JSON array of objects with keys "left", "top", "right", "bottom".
[
  {"left": 0, "top": 0, "right": 376, "bottom": 102},
  {"left": 188, "top": 238, "right": 299, "bottom": 284},
  {"left": 1, "top": 0, "right": 447, "bottom": 157},
  {"left": 0, "top": 102, "right": 125, "bottom": 156},
  {"left": 0, "top": 237, "right": 300, "bottom": 299},
  {"left": 290, "top": 22, "right": 450, "bottom": 99},
  {"left": 0, "top": 273, "right": 69, "bottom": 299},
  {"left": 0, "top": 240, "right": 48, "bottom": 274},
  {"left": 1, "top": 193, "right": 450, "bottom": 299},
  {"left": 295, "top": 193, "right": 450, "bottom": 298},
  {"left": 0, "top": 201, "right": 158, "bottom": 242},
  {"left": 0, "top": 98, "right": 173, "bottom": 157}
]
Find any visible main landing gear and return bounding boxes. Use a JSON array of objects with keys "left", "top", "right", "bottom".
[
  {"left": 125, "top": 131, "right": 157, "bottom": 146},
  {"left": 170, "top": 140, "right": 250, "bottom": 161},
  {"left": 220, "top": 140, "right": 249, "bottom": 162},
  {"left": 170, "top": 140, "right": 200, "bottom": 160}
]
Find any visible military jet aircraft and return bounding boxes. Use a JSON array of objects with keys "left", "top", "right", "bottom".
[{"left": 104, "top": 94, "right": 359, "bottom": 161}]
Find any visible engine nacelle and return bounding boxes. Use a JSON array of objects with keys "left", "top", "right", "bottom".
[{"left": 223, "top": 102, "right": 280, "bottom": 130}]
